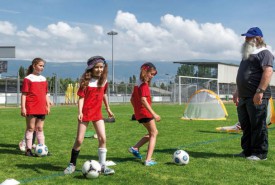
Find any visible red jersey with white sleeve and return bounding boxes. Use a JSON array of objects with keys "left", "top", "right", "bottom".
[
  {"left": 77, "top": 79, "right": 108, "bottom": 122},
  {"left": 21, "top": 74, "right": 48, "bottom": 115},
  {"left": 131, "top": 81, "right": 153, "bottom": 120}
]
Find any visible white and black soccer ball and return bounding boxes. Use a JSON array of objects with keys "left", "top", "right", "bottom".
[
  {"left": 34, "top": 144, "right": 48, "bottom": 157},
  {"left": 173, "top": 150, "right": 189, "bottom": 165},
  {"left": 82, "top": 160, "right": 101, "bottom": 179}
]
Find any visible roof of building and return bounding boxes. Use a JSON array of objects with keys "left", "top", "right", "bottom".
[{"left": 173, "top": 60, "right": 239, "bottom": 67}]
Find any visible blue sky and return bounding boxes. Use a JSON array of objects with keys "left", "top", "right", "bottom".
[{"left": 0, "top": 0, "right": 275, "bottom": 62}]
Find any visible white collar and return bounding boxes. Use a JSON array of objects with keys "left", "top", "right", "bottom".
[{"left": 252, "top": 47, "right": 268, "bottom": 54}]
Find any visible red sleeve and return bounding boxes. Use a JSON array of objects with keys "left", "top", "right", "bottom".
[
  {"left": 21, "top": 78, "right": 30, "bottom": 93},
  {"left": 77, "top": 87, "right": 85, "bottom": 98}
]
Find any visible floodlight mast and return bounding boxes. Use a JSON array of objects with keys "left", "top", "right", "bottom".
[{"left": 107, "top": 31, "right": 118, "bottom": 93}]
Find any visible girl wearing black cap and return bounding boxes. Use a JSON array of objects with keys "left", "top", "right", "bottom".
[
  {"left": 64, "top": 56, "right": 115, "bottom": 175},
  {"left": 129, "top": 62, "right": 161, "bottom": 166}
]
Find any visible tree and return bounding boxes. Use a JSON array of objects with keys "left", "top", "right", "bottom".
[
  {"left": 176, "top": 64, "right": 195, "bottom": 83},
  {"left": 129, "top": 75, "right": 137, "bottom": 84},
  {"left": 132, "top": 75, "right": 136, "bottom": 83},
  {"left": 160, "top": 82, "right": 166, "bottom": 90},
  {"left": 18, "top": 66, "right": 26, "bottom": 79}
]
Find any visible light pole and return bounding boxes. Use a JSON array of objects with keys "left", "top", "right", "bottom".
[
  {"left": 165, "top": 73, "right": 170, "bottom": 91},
  {"left": 107, "top": 30, "right": 118, "bottom": 93}
]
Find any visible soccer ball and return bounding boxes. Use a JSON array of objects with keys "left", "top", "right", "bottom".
[
  {"left": 173, "top": 150, "right": 189, "bottom": 165},
  {"left": 82, "top": 160, "right": 101, "bottom": 179},
  {"left": 34, "top": 144, "right": 48, "bottom": 157}
]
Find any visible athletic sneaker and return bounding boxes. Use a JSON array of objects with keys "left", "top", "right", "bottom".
[
  {"left": 102, "top": 167, "right": 115, "bottom": 175},
  {"left": 64, "top": 163, "right": 76, "bottom": 174},
  {"left": 25, "top": 149, "right": 34, "bottom": 157},
  {"left": 246, "top": 155, "right": 267, "bottom": 161},
  {"left": 128, "top": 147, "right": 142, "bottom": 159},
  {"left": 32, "top": 144, "right": 36, "bottom": 149},
  {"left": 144, "top": 160, "right": 157, "bottom": 166},
  {"left": 19, "top": 139, "right": 26, "bottom": 152}
]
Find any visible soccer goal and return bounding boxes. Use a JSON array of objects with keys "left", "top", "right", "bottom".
[{"left": 178, "top": 75, "right": 218, "bottom": 104}]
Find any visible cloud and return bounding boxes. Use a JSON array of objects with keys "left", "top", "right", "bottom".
[
  {"left": 16, "top": 25, "right": 50, "bottom": 39},
  {"left": 1, "top": 11, "right": 248, "bottom": 62},
  {"left": 47, "top": 22, "right": 86, "bottom": 43},
  {"left": 0, "top": 21, "right": 17, "bottom": 35},
  {"left": 113, "top": 11, "right": 242, "bottom": 61}
]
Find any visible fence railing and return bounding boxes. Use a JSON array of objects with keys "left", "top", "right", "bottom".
[{"left": 2, "top": 77, "right": 275, "bottom": 107}]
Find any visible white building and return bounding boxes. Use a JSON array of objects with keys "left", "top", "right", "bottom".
[{"left": 174, "top": 61, "right": 275, "bottom": 100}]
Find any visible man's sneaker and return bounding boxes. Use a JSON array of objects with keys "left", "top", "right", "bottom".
[
  {"left": 128, "top": 147, "right": 142, "bottom": 159},
  {"left": 64, "top": 163, "right": 76, "bottom": 175},
  {"left": 102, "top": 167, "right": 115, "bottom": 175},
  {"left": 144, "top": 160, "right": 157, "bottom": 166},
  {"left": 246, "top": 155, "right": 267, "bottom": 161},
  {"left": 25, "top": 149, "right": 34, "bottom": 157}
]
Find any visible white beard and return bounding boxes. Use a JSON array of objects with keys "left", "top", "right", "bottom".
[{"left": 241, "top": 39, "right": 257, "bottom": 60}]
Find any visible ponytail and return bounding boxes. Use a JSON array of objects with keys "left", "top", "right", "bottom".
[{"left": 26, "top": 58, "right": 45, "bottom": 75}]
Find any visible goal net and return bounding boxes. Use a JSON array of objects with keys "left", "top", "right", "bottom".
[{"left": 178, "top": 75, "right": 218, "bottom": 104}]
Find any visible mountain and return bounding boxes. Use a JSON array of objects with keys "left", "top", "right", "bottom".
[
  {"left": 2, "top": 59, "right": 239, "bottom": 81},
  {"left": 3, "top": 60, "right": 179, "bottom": 81}
]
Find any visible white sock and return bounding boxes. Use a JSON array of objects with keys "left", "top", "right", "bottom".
[{"left": 98, "top": 148, "right": 107, "bottom": 168}]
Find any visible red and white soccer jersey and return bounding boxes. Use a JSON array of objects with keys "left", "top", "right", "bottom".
[
  {"left": 131, "top": 81, "right": 153, "bottom": 120},
  {"left": 21, "top": 74, "right": 48, "bottom": 115},
  {"left": 77, "top": 79, "right": 108, "bottom": 122}
]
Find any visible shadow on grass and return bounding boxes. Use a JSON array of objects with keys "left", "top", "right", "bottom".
[
  {"left": 0, "top": 148, "right": 22, "bottom": 155},
  {"left": 16, "top": 163, "right": 65, "bottom": 173},
  {"left": 80, "top": 154, "right": 138, "bottom": 164},
  {"left": 155, "top": 148, "right": 176, "bottom": 155},
  {"left": 187, "top": 150, "right": 233, "bottom": 158},
  {"left": 0, "top": 143, "right": 24, "bottom": 155},
  {"left": 197, "top": 130, "right": 241, "bottom": 135},
  {"left": 0, "top": 143, "right": 19, "bottom": 148},
  {"left": 155, "top": 148, "right": 233, "bottom": 158}
]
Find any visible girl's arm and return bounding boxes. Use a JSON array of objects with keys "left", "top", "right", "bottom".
[
  {"left": 78, "top": 97, "right": 84, "bottom": 121},
  {"left": 21, "top": 93, "right": 27, "bottom": 117},
  {"left": 141, "top": 97, "right": 161, "bottom": 122},
  {"left": 103, "top": 93, "right": 114, "bottom": 117},
  {"left": 46, "top": 94, "right": 51, "bottom": 114}
]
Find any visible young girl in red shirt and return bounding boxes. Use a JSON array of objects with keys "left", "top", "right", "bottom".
[
  {"left": 64, "top": 56, "right": 115, "bottom": 175},
  {"left": 21, "top": 58, "right": 51, "bottom": 157},
  {"left": 129, "top": 62, "right": 161, "bottom": 166}
]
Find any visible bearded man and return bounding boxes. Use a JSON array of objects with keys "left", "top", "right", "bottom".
[{"left": 233, "top": 27, "right": 274, "bottom": 160}]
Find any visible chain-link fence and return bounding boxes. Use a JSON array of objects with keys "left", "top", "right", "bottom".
[{"left": 1, "top": 76, "right": 275, "bottom": 107}]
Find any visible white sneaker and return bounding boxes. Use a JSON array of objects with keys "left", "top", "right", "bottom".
[
  {"left": 32, "top": 144, "right": 36, "bottom": 149},
  {"left": 246, "top": 155, "right": 267, "bottom": 161},
  {"left": 19, "top": 139, "right": 26, "bottom": 152},
  {"left": 64, "top": 163, "right": 76, "bottom": 174},
  {"left": 102, "top": 167, "right": 115, "bottom": 175}
]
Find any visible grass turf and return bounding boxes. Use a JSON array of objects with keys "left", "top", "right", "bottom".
[{"left": 0, "top": 103, "right": 275, "bottom": 185}]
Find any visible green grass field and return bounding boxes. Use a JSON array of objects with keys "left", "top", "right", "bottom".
[{"left": 1, "top": 103, "right": 275, "bottom": 185}]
